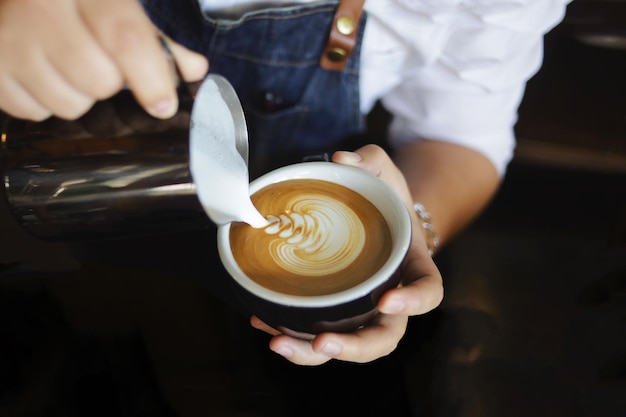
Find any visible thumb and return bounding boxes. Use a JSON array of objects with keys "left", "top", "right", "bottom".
[
  {"left": 164, "top": 37, "right": 209, "bottom": 82},
  {"left": 331, "top": 150, "right": 363, "bottom": 167},
  {"left": 331, "top": 145, "right": 387, "bottom": 177}
]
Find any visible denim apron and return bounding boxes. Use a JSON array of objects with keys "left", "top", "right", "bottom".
[{"left": 140, "top": 0, "right": 367, "bottom": 179}]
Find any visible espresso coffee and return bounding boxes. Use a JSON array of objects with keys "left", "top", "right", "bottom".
[{"left": 229, "top": 179, "right": 392, "bottom": 296}]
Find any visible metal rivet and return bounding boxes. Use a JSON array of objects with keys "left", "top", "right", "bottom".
[
  {"left": 326, "top": 47, "right": 347, "bottom": 62},
  {"left": 336, "top": 16, "right": 355, "bottom": 36}
]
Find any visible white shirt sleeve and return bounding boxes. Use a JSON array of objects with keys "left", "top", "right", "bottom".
[{"left": 366, "top": 0, "right": 572, "bottom": 176}]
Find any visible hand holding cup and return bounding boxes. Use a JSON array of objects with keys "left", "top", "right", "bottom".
[
  {"left": 248, "top": 145, "right": 444, "bottom": 365},
  {"left": 218, "top": 158, "right": 412, "bottom": 339}
]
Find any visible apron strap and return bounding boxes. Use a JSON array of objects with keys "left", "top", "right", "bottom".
[{"left": 320, "top": 0, "right": 365, "bottom": 71}]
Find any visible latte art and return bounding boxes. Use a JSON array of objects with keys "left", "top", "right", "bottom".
[
  {"left": 263, "top": 194, "right": 366, "bottom": 276},
  {"left": 229, "top": 179, "right": 392, "bottom": 296}
]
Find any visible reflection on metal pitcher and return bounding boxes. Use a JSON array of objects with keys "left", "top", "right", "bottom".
[{"left": 0, "top": 83, "right": 216, "bottom": 240}]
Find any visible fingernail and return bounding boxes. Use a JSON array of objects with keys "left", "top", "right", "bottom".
[
  {"left": 384, "top": 296, "right": 406, "bottom": 314},
  {"left": 320, "top": 341, "right": 342, "bottom": 357},
  {"left": 150, "top": 97, "right": 177, "bottom": 118},
  {"left": 273, "top": 344, "right": 294, "bottom": 359},
  {"left": 339, "top": 151, "right": 362, "bottom": 164}
]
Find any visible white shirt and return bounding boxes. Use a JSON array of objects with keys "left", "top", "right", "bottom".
[{"left": 198, "top": 0, "right": 571, "bottom": 174}]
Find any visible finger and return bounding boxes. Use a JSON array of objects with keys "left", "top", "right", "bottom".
[
  {"left": 268, "top": 313, "right": 409, "bottom": 365},
  {"left": 250, "top": 316, "right": 281, "bottom": 336},
  {"left": 162, "top": 36, "right": 209, "bottom": 82},
  {"left": 14, "top": 54, "right": 95, "bottom": 120},
  {"left": 333, "top": 145, "right": 414, "bottom": 206},
  {"left": 45, "top": 16, "right": 123, "bottom": 102},
  {"left": 269, "top": 334, "right": 333, "bottom": 366},
  {"left": 332, "top": 147, "right": 380, "bottom": 176},
  {"left": 332, "top": 144, "right": 390, "bottom": 176},
  {"left": 310, "top": 314, "right": 408, "bottom": 363},
  {"left": 0, "top": 77, "right": 51, "bottom": 121},
  {"left": 378, "top": 268, "right": 444, "bottom": 316},
  {"left": 0, "top": 0, "right": 112, "bottom": 120},
  {"left": 79, "top": 0, "right": 178, "bottom": 118}
]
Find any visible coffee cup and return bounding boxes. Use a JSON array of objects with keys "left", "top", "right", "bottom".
[{"left": 217, "top": 161, "right": 411, "bottom": 339}]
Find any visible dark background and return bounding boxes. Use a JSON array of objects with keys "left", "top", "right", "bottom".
[{"left": 1, "top": 1, "right": 625, "bottom": 416}]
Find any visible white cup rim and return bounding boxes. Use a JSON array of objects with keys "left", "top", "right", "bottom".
[{"left": 217, "top": 162, "right": 411, "bottom": 308}]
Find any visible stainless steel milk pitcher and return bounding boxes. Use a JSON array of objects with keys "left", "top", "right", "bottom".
[{"left": 1, "top": 80, "right": 211, "bottom": 241}]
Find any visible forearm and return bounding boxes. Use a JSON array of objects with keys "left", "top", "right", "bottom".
[{"left": 393, "top": 140, "right": 502, "bottom": 250}]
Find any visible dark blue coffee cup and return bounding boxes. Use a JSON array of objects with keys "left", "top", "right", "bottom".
[{"left": 217, "top": 162, "right": 411, "bottom": 339}]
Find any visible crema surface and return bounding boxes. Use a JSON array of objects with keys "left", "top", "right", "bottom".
[{"left": 229, "top": 179, "right": 392, "bottom": 296}]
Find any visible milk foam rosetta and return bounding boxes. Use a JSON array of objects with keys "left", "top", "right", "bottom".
[
  {"left": 229, "top": 179, "right": 392, "bottom": 296},
  {"left": 263, "top": 194, "right": 365, "bottom": 276}
]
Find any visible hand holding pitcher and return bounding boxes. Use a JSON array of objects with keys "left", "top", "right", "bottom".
[{"left": 0, "top": 0, "right": 207, "bottom": 121}]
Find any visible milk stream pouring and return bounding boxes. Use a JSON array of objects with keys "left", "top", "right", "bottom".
[
  {"left": 0, "top": 74, "right": 267, "bottom": 241},
  {"left": 190, "top": 75, "right": 269, "bottom": 229}
]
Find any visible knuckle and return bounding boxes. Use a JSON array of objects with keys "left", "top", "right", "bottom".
[
  {"left": 106, "top": 20, "right": 152, "bottom": 57},
  {"left": 0, "top": 92, "right": 49, "bottom": 122},
  {"left": 28, "top": 110, "right": 52, "bottom": 122},
  {"left": 4, "top": 104, "right": 50, "bottom": 122},
  {"left": 363, "top": 143, "right": 385, "bottom": 155},
  {"left": 12, "top": 108, "right": 51, "bottom": 122},
  {"left": 88, "top": 70, "right": 123, "bottom": 100},
  {"left": 435, "top": 287, "right": 444, "bottom": 306},
  {"left": 381, "top": 344, "right": 398, "bottom": 359},
  {"left": 352, "top": 338, "right": 398, "bottom": 363},
  {"left": 427, "top": 278, "right": 445, "bottom": 310},
  {"left": 56, "top": 98, "right": 94, "bottom": 120}
]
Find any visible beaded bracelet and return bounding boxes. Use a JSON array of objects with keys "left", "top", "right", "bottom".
[{"left": 413, "top": 203, "right": 440, "bottom": 256}]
